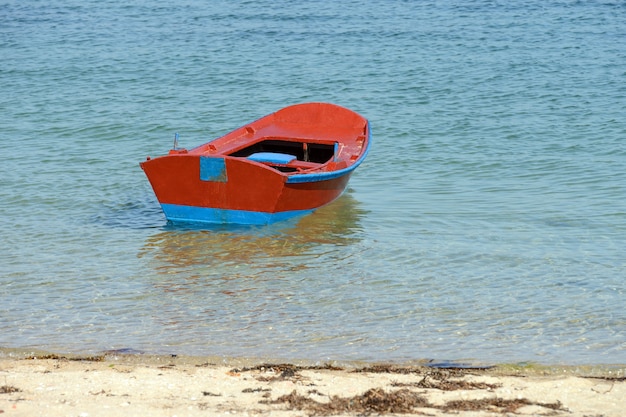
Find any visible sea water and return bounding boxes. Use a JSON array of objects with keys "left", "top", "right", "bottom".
[{"left": 1, "top": 0, "right": 625, "bottom": 365}]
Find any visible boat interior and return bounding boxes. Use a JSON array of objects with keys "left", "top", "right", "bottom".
[{"left": 229, "top": 139, "right": 336, "bottom": 172}]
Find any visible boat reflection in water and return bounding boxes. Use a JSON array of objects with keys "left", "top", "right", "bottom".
[
  {"left": 138, "top": 191, "right": 366, "bottom": 288},
  {"left": 134, "top": 192, "right": 367, "bottom": 357}
]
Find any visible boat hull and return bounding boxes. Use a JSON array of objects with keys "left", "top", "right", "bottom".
[
  {"left": 141, "top": 154, "right": 353, "bottom": 225},
  {"left": 140, "top": 102, "right": 369, "bottom": 225}
]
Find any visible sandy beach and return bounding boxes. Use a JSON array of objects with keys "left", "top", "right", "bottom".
[{"left": 0, "top": 352, "right": 624, "bottom": 417}]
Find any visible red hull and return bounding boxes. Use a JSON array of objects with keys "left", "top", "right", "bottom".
[{"left": 140, "top": 102, "right": 370, "bottom": 224}]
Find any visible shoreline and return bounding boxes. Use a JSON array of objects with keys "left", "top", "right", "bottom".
[
  {"left": 1, "top": 350, "right": 625, "bottom": 416},
  {"left": 2, "top": 347, "right": 625, "bottom": 376}
]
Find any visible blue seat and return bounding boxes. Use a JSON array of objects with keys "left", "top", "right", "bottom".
[{"left": 247, "top": 152, "right": 296, "bottom": 164}]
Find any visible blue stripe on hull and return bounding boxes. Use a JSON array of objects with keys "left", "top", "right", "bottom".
[{"left": 160, "top": 203, "right": 313, "bottom": 225}]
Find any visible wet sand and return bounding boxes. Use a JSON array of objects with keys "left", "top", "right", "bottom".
[{"left": 1, "top": 352, "right": 624, "bottom": 416}]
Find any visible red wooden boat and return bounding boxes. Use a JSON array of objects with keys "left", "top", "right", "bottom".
[{"left": 140, "top": 102, "right": 370, "bottom": 225}]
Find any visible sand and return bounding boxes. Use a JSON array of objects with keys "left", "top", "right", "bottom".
[{"left": 1, "top": 352, "right": 624, "bottom": 417}]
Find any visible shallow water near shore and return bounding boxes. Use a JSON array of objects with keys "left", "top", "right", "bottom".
[{"left": 1, "top": 0, "right": 625, "bottom": 366}]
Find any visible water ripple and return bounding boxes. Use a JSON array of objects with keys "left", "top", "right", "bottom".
[{"left": 1, "top": 0, "right": 625, "bottom": 365}]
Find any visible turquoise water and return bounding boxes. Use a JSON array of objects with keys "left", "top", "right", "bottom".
[{"left": 2, "top": 0, "right": 625, "bottom": 365}]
